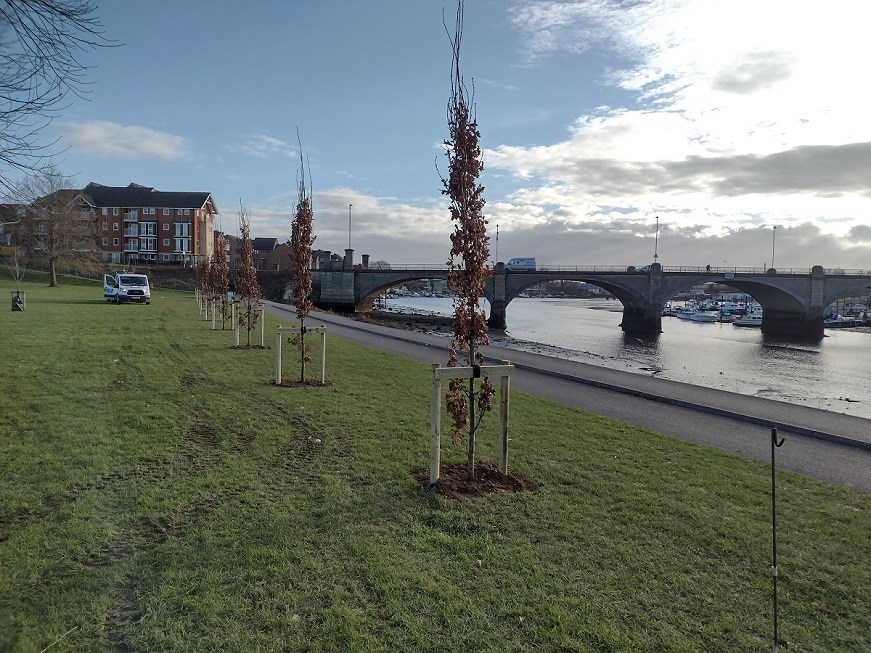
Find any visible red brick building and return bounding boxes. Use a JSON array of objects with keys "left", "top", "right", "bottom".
[{"left": 81, "top": 182, "right": 218, "bottom": 265}]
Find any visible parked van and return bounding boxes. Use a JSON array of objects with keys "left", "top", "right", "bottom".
[
  {"left": 506, "top": 257, "right": 536, "bottom": 271},
  {"left": 103, "top": 272, "right": 151, "bottom": 304}
]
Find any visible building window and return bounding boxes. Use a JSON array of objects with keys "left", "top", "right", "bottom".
[
  {"left": 183, "top": 209, "right": 190, "bottom": 216},
  {"left": 174, "top": 222, "right": 190, "bottom": 237},
  {"left": 102, "top": 237, "right": 108, "bottom": 245},
  {"left": 163, "top": 208, "right": 169, "bottom": 216},
  {"left": 112, "top": 222, "right": 119, "bottom": 230},
  {"left": 162, "top": 254, "right": 170, "bottom": 261},
  {"left": 102, "top": 208, "right": 108, "bottom": 216},
  {"left": 102, "top": 222, "right": 108, "bottom": 231},
  {"left": 162, "top": 223, "right": 170, "bottom": 231},
  {"left": 174, "top": 237, "right": 191, "bottom": 252},
  {"left": 140, "top": 221, "right": 157, "bottom": 236},
  {"left": 140, "top": 237, "right": 157, "bottom": 252},
  {"left": 143, "top": 207, "right": 155, "bottom": 215},
  {"left": 112, "top": 207, "right": 119, "bottom": 216},
  {"left": 113, "top": 237, "right": 119, "bottom": 246},
  {"left": 162, "top": 238, "right": 170, "bottom": 246}
]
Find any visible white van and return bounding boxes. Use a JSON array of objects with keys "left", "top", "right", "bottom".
[
  {"left": 506, "top": 257, "right": 536, "bottom": 271},
  {"left": 104, "top": 272, "right": 151, "bottom": 304}
]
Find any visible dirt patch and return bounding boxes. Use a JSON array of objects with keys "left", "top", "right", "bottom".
[
  {"left": 413, "top": 462, "right": 536, "bottom": 500},
  {"left": 231, "top": 344, "right": 270, "bottom": 350},
  {"left": 270, "top": 380, "right": 328, "bottom": 388}
]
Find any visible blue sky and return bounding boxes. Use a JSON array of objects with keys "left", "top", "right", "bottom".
[{"left": 31, "top": 0, "right": 871, "bottom": 267}]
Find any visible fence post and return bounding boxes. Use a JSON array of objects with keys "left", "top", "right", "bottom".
[
  {"left": 430, "top": 363, "right": 442, "bottom": 485},
  {"left": 499, "top": 360, "right": 511, "bottom": 475},
  {"left": 275, "top": 325, "right": 283, "bottom": 384},
  {"left": 320, "top": 326, "right": 326, "bottom": 384},
  {"left": 260, "top": 308, "right": 265, "bottom": 347}
]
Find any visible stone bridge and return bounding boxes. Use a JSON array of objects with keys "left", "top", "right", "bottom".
[{"left": 308, "top": 262, "right": 871, "bottom": 339}]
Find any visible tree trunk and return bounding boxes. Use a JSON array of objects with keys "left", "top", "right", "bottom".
[
  {"left": 49, "top": 259, "right": 57, "bottom": 287},
  {"left": 300, "top": 319, "right": 306, "bottom": 383}
]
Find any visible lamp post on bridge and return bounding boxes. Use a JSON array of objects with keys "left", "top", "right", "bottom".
[
  {"left": 653, "top": 215, "right": 659, "bottom": 263},
  {"left": 771, "top": 225, "right": 777, "bottom": 270}
]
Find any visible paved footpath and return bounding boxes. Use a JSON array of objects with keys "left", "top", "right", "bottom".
[{"left": 264, "top": 302, "right": 871, "bottom": 493}]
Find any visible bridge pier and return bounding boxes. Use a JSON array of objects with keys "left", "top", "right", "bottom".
[
  {"left": 488, "top": 300, "right": 507, "bottom": 330},
  {"left": 619, "top": 306, "right": 662, "bottom": 335},
  {"left": 762, "top": 311, "right": 824, "bottom": 339}
]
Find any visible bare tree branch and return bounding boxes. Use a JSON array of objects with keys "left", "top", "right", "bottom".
[{"left": 0, "top": 0, "right": 114, "bottom": 190}]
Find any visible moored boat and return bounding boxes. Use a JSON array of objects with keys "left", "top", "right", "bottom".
[
  {"left": 676, "top": 307, "right": 718, "bottom": 323},
  {"left": 733, "top": 311, "right": 763, "bottom": 327}
]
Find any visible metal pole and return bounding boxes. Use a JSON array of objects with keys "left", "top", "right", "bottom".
[
  {"left": 348, "top": 204, "right": 352, "bottom": 250},
  {"left": 771, "top": 226, "right": 777, "bottom": 270},
  {"left": 771, "top": 427, "right": 785, "bottom": 653},
  {"left": 654, "top": 216, "right": 659, "bottom": 262}
]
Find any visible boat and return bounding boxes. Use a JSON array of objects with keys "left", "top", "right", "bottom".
[
  {"left": 733, "top": 311, "right": 763, "bottom": 327},
  {"left": 676, "top": 306, "right": 718, "bottom": 323},
  {"left": 824, "top": 314, "right": 862, "bottom": 328}
]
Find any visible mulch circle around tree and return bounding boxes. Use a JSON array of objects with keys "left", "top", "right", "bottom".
[
  {"left": 231, "top": 345, "right": 270, "bottom": 350},
  {"left": 269, "top": 380, "right": 328, "bottom": 388},
  {"left": 413, "top": 462, "right": 536, "bottom": 500}
]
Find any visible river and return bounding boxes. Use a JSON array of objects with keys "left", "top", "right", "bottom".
[{"left": 381, "top": 296, "right": 871, "bottom": 420}]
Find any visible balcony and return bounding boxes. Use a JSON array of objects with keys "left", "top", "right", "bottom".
[
  {"left": 124, "top": 227, "right": 138, "bottom": 237},
  {"left": 123, "top": 210, "right": 138, "bottom": 222}
]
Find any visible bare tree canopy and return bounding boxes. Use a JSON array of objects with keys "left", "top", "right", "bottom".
[
  {"left": 0, "top": 0, "right": 110, "bottom": 189},
  {"left": 8, "top": 165, "right": 99, "bottom": 285}
]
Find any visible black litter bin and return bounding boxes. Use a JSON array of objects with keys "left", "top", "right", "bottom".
[{"left": 11, "top": 291, "right": 24, "bottom": 311}]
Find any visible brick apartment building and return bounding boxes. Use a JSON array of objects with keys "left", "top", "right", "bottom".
[{"left": 81, "top": 182, "right": 218, "bottom": 265}]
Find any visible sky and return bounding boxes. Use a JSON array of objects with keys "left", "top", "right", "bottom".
[{"left": 23, "top": 0, "right": 871, "bottom": 268}]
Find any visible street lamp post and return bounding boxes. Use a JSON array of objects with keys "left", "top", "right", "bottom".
[
  {"left": 771, "top": 225, "right": 777, "bottom": 270},
  {"left": 348, "top": 204, "right": 352, "bottom": 251},
  {"left": 653, "top": 215, "right": 659, "bottom": 263}
]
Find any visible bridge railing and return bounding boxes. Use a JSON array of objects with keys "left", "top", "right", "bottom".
[{"left": 324, "top": 264, "right": 871, "bottom": 276}]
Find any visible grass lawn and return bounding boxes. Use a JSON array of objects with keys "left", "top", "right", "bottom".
[{"left": 0, "top": 276, "right": 868, "bottom": 652}]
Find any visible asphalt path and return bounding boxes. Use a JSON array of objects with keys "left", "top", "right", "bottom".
[{"left": 264, "top": 302, "right": 871, "bottom": 493}]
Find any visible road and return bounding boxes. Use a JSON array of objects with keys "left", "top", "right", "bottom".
[{"left": 263, "top": 302, "right": 871, "bottom": 493}]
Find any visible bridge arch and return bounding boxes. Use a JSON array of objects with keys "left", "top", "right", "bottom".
[
  {"left": 354, "top": 269, "right": 451, "bottom": 312},
  {"left": 661, "top": 275, "right": 809, "bottom": 313},
  {"left": 489, "top": 272, "right": 647, "bottom": 331}
]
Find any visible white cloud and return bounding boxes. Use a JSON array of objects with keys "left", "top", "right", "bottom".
[
  {"left": 485, "top": 0, "right": 871, "bottom": 260},
  {"left": 234, "top": 134, "right": 296, "bottom": 159},
  {"left": 61, "top": 121, "right": 190, "bottom": 160}
]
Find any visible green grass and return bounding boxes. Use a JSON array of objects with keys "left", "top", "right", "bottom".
[{"left": 0, "top": 278, "right": 868, "bottom": 652}]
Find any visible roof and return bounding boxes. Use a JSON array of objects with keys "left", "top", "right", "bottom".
[
  {"left": 80, "top": 182, "right": 218, "bottom": 213},
  {"left": 252, "top": 237, "right": 278, "bottom": 251}
]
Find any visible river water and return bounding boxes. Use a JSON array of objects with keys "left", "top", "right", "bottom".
[{"left": 382, "top": 296, "right": 871, "bottom": 420}]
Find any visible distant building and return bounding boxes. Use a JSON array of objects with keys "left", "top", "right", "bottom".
[{"left": 252, "top": 237, "right": 278, "bottom": 270}]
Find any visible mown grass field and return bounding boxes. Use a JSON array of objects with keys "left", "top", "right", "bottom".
[{"left": 1, "top": 276, "right": 868, "bottom": 652}]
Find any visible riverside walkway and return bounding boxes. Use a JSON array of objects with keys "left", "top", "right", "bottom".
[{"left": 263, "top": 301, "right": 871, "bottom": 493}]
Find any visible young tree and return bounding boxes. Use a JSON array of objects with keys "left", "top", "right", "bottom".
[
  {"left": 8, "top": 167, "right": 98, "bottom": 286},
  {"left": 289, "top": 139, "right": 316, "bottom": 381},
  {"left": 235, "top": 204, "right": 260, "bottom": 346},
  {"left": 211, "top": 233, "right": 230, "bottom": 328},
  {"left": 441, "top": 0, "right": 493, "bottom": 479},
  {"left": 194, "top": 256, "right": 209, "bottom": 301},
  {"left": 0, "top": 1, "right": 111, "bottom": 190}
]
